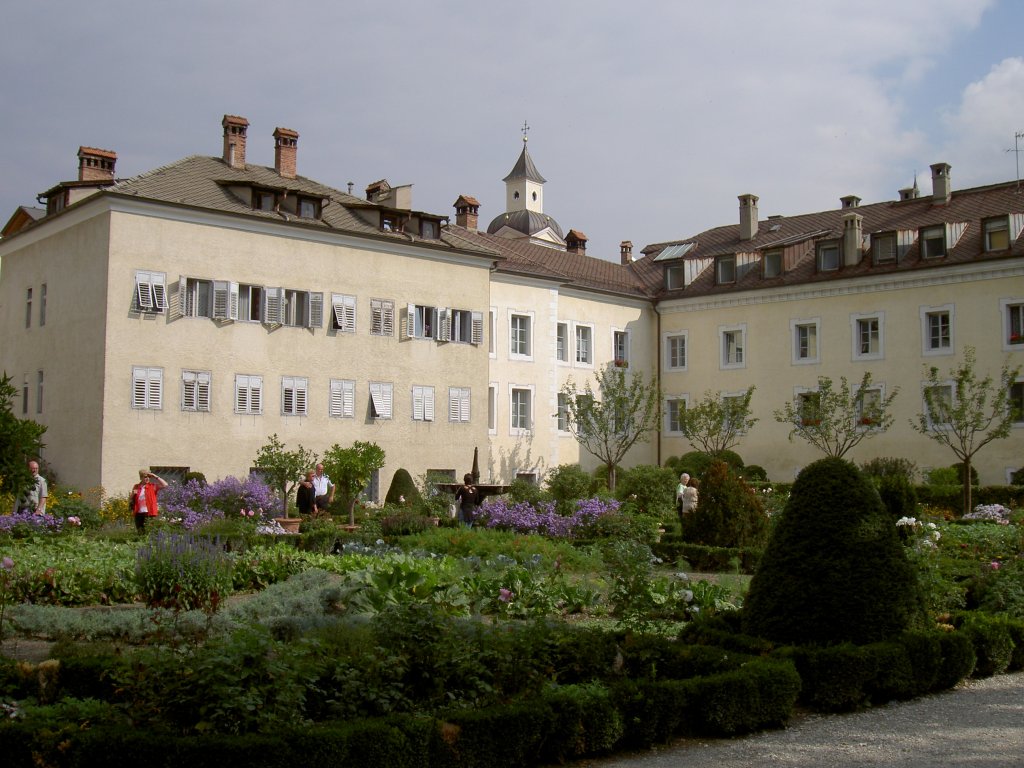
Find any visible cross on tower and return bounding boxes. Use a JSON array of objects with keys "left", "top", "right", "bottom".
[{"left": 521, "top": 120, "right": 530, "bottom": 143}]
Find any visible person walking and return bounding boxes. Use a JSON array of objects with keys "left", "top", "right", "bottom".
[
  {"left": 296, "top": 469, "right": 318, "bottom": 517},
  {"left": 14, "top": 460, "right": 48, "bottom": 515},
  {"left": 454, "top": 473, "right": 480, "bottom": 527},
  {"left": 312, "top": 463, "right": 335, "bottom": 512},
  {"left": 129, "top": 470, "right": 168, "bottom": 533}
]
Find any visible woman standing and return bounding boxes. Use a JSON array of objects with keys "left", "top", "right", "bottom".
[
  {"left": 130, "top": 470, "right": 168, "bottom": 533},
  {"left": 296, "top": 469, "right": 318, "bottom": 517},
  {"left": 454, "top": 473, "right": 480, "bottom": 527}
]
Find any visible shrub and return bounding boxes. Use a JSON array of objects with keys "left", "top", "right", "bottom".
[
  {"left": 384, "top": 468, "right": 421, "bottom": 507},
  {"left": 877, "top": 474, "right": 918, "bottom": 520},
  {"left": 183, "top": 471, "right": 208, "bottom": 486},
  {"left": 925, "top": 466, "right": 959, "bottom": 486},
  {"left": 952, "top": 462, "right": 980, "bottom": 486},
  {"left": 613, "top": 464, "right": 677, "bottom": 518},
  {"left": 161, "top": 475, "right": 278, "bottom": 529},
  {"left": 959, "top": 614, "right": 1014, "bottom": 678},
  {"left": 506, "top": 477, "right": 546, "bottom": 505},
  {"left": 134, "top": 531, "right": 234, "bottom": 612},
  {"left": 545, "top": 464, "right": 597, "bottom": 513},
  {"left": 860, "top": 457, "right": 918, "bottom": 483},
  {"left": 934, "top": 628, "right": 976, "bottom": 689},
  {"left": 740, "top": 464, "right": 769, "bottom": 482},
  {"left": 681, "top": 460, "right": 768, "bottom": 549},
  {"left": 379, "top": 507, "right": 432, "bottom": 536},
  {"left": 743, "top": 457, "right": 926, "bottom": 646}
]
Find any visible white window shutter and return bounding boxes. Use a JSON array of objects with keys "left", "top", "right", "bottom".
[
  {"left": 152, "top": 276, "right": 167, "bottom": 311},
  {"left": 147, "top": 368, "right": 162, "bottom": 410},
  {"left": 438, "top": 308, "right": 451, "bottom": 342},
  {"left": 263, "top": 287, "right": 284, "bottom": 325},
  {"left": 382, "top": 384, "right": 393, "bottom": 418},
  {"left": 212, "top": 281, "right": 230, "bottom": 320},
  {"left": 460, "top": 388, "right": 470, "bottom": 422},
  {"left": 449, "top": 388, "right": 460, "bottom": 421},
  {"left": 250, "top": 377, "right": 262, "bottom": 413},
  {"left": 343, "top": 295, "right": 356, "bottom": 332},
  {"left": 343, "top": 380, "right": 354, "bottom": 417},
  {"left": 382, "top": 302, "right": 394, "bottom": 336},
  {"left": 181, "top": 371, "right": 197, "bottom": 410},
  {"left": 308, "top": 292, "right": 323, "bottom": 328},
  {"left": 235, "top": 376, "right": 248, "bottom": 413},
  {"left": 405, "top": 303, "right": 415, "bottom": 338},
  {"left": 369, "top": 383, "right": 382, "bottom": 417},
  {"left": 370, "top": 300, "right": 383, "bottom": 335},
  {"left": 424, "top": 387, "right": 434, "bottom": 421},
  {"left": 471, "top": 311, "right": 483, "bottom": 345},
  {"left": 296, "top": 381, "right": 307, "bottom": 415},
  {"left": 132, "top": 367, "right": 147, "bottom": 408},
  {"left": 282, "top": 377, "right": 295, "bottom": 414},
  {"left": 197, "top": 372, "right": 211, "bottom": 411},
  {"left": 135, "top": 273, "right": 153, "bottom": 311},
  {"left": 413, "top": 386, "right": 424, "bottom": 420},
  {"left": 228, "top": 282, "right": 239, "bottom": 320},
  {"left": 329, "top": 380, "right": 343, "bottom": 416}
]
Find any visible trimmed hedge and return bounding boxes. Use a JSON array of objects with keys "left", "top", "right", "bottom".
[
  {"left": 652, "top": 540, "right": 762, "bottom": 573},
  {"left": 914, "top": 485, "right": 1024, "bottom": 513}
]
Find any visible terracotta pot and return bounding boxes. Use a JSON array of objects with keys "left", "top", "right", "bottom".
[{"left": 274, "top": 517, "right": 302, "bottom": 534}]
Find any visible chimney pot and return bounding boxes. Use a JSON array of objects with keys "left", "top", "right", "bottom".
[
  {"left": 930, "top": 162, "right": 951, "bottom": 204},
  {"left": 738, "top": 194, "right": 759, "bottom": 240},
  {"left": 222, "top": 115, "right": 249, "bottom": 169},
  {"left": 566, "top": 229, "right": 588, "bottom": 255},
  {"left": 620, "top": 240, "right": 633, "bottom": 265},
  {"left": 454, "top": 195, "right": 480, "bottom": 232},
  {"left": 273, "top": 127, "right": 299, "bottom": 179},
  {"left": 77, "top": 146, "right": 117, "bottom": 182},
  {"left": 840, "top": 195, "right": 861, "bottom": 209},
  {"left": 842, "top": 212, "right": 863, "bottom": 266}
]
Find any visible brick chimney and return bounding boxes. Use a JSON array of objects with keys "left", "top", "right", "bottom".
[
  {"left": 739, "top": 194, "right": 759, "bottom": 241},
  {"left": 620, "top": 240, "right": 633, "bottom": 265},
  {"left": 840, "top": 195, "right": 861, "bottom": 209},
  {"left": 454, "top": 195, "right": 480, "bottom": 231},
  {"left": 273, "top": 127, "right": 299, "bottom": 179},
  {"left": 843, "top": 212, "right": 863, "bottom": 266},
  {"left": 77, "top": 147, "right": 117, "bottom": 182},
  {"left": 931, "top": 162, "right": 951, "bottom": 205},
  {"left": 566, "top": 229, "right": 588, "bottom": 255},
  {"left": 222, "top": 115, "right": 249, "bottom": 169}
]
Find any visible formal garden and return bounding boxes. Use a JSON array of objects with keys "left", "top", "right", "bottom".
[{"left": 1, "top": 443, "right": 1023, "bottom": 767}]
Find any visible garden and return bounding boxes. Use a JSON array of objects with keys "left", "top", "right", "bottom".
[{"left": 1, "top": 442, "right": 1023, "bottom": 767}]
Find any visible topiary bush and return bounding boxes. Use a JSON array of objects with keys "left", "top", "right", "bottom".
[
  {"left": 742, "top": 457, "right": 926, "bottom": 646},
  {"left": 614, "top": 464, "right": 677, "bottom": 518},
  {"left": 680, "top": 460, "right": 768, "bottom": 549},
  {"left": 384, "top": 468, "right": 421, "bottom": 507},
  {"left": 545, "top": 464, "right": 598, "bottom": 514}
]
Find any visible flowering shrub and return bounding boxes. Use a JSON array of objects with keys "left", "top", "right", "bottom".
[
  {"left": 478, "top": 497, "right": 620, "bottom": 538},
  {"left": 963, "top": 504, "right": 1012, "bottom": 524},
  {"left": 0, "top": 510, "right": 64, "bottom": 536},
  {"left": 161, "top": 475, "right": 278, "bottom": 530},
  {"left": 135, "top": 531, "right": 234, "bottom": 612}
]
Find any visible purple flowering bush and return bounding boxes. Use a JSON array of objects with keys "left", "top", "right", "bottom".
[
  {"left": 478, "top": 497, "right": 620, "bottom": 538},
  {"left": 161, "top": 475, "right": 279, "bottom": 530},
  {"left": 0, "top": 510, "right": 64, "bottom": 537}
]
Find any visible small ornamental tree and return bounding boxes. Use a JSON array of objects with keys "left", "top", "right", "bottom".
[
  {"left": 252, "top": 434, "right": 317, "bottom": 518},
  {"left": 773, "top": 372, "right": 898, "bottom": 458},
  {"left": 323, "top": 440, "right": 386, "bottom": 526},
  {"left": 560, "top": 364, "right": 661, "bottom": 492},
  {"left": 0, "top": 373, "right": 47, "bottom": 497},
  {"left": 678, "top": 386, "right": 757, "bottom": 457},
  {"left": 910, "top": 347, "right": 1021, "bottom": 515},
  {"left": 742, "top": 457, "right": 925, "bottom": 646},
  {"left": 680, "top": 459, "right": 768, "bottom": 549}
]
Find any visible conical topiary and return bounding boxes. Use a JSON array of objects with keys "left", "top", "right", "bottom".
[
  {"left": 742, "top": 457, "right": 925, "bottom": 646},
  {"left": 384, "top": 468, "right": 422, "bottom": 507}
]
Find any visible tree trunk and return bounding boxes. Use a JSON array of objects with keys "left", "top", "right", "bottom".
[
  {"left": 963, "top": 458, "right": 973, "bottom": 517},
  {"left": 607, "top": 462, "right": 617, "bottom": 492},
  {"left": 347, "top": 497, "right": 357, "bottom": 527}
]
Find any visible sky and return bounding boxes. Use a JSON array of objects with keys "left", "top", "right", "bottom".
[{"left": 3, "top": 0, "right": 1024, "bottom": 261}]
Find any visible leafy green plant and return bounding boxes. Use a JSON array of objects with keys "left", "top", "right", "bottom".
[
  {"left": 681, "top": 460, "right": 768, "bottom": 549},
  {"left": 135, "top": 531, "right": 234, "bottom": 612},
  {"left": 545, "top": 463, "right": 598, "bottom": 513}
]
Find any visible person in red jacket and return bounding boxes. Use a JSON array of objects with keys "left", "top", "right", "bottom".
[{"left": 130, "top": 470, "right": 168, "bottom": 533}]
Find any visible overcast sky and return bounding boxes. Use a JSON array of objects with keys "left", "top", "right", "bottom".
[{"left": 3, "top": 1, "right": 1023, "bottom": 260}]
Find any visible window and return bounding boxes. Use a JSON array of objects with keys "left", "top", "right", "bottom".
[
  {"left": 792, "top": 320, "right": 819, "bottom": 364},
  {"left": 556, "top": 323, "right": 568, "bottom": 362},
  {"left": 722, "top": 393, "right": 748, "bottom": 431},
  {"left": 921, "top": 225, "right": 946, "bottom": 258},
  {"left": 557, "top": 393, "right": 569, "bottom": 432},
  {"left": 381, "top": 213, "right": 402, "bottom": 232},
  {"left": 254, "top": 190, "right": 276, "bottom": 211},
  {"left": 412, "top": 385, "right": 435, "bottom": 421},
  {"left": 181, "top": 370, "right": 211, "bottom": 412},
  {"left": 720, "top": 325, "right": 746, "bottom": 369},
  {"left": 444, "top": 308, "right": 484, "bottom": 344},
  {"left": 613, "top": 330, "right": 630, "bottom": 367},
  {"left": 297, "top": 197, "right": 320, "bottom": 219},
  {"left": 285, "top": 289, "right": 321, "bottom": 328},
  {"left": 1009, "top": 380, "right": 1024, "bottom": 425},
  {"left": 665, "top": 397, "right": 686, "bottom": 433},
  {"left": 923, "top": 383, "right": 953, "bottom": 428},
  {"left": 716, "top": 255, "right": 736, "bottom": 284},
  {"left": 36, "top": 370, "right": 43, "bottom": 415},
  {"left": 132, "top": 366, "right": 163, "bottom": 410},
  {"left": 234, "top": 374, "right": 263, "bottom": 415},
  {"left": 420, "top": 219, "right": 439, "bottom": 239},
  {"left": 1003, "top": 300, "right": 1024, "bottom": 347},
  {"left": 370, "top": 299, "right": 395, "bottom": 336},
  {"left": 511, "top": 387, "right": 532, "bottom": 432},
  {"left": 25, "top": 288, "right": 32, "bottom": 328},
  {"left": 39, "top": 284, "right": 46, "bottom": 326},
  {"left": 21, "top": 378, "right": 28, "bottom": 415},
  {"left": 983, "top": 217, "right": 1010, "bottom": 251},
  {"left": 510, "top": 313, "right": 532, "bottom": 358},
  {"left": 872, "top": 232, "right": 897, "bottom": 264},
  {"left": 181, "top": 277, "right": 214, "bottom": 318},
  {"left": 281, "top": 376, "right": 308, "bottom": 416},
  {"left": 817, "top": 242, "right": 840, "bottom": 272},
  {"left": 798, "top": 391, "right": 821, "bottom": 426},
  {"left": 852, "top": 314, "right": 883, "bottom": 360},
  {"left": 448, "top": 387, "right": 471, "bottom": 422},
  {"left": 488, "top": 309, "right": 496, "bottom": 356},
  {"left": 856, "top": 386, "right": 883, "bottom": 428},
  {"left": 369, "top": 382, "right": 393, "bottom": 419},
  {"left": 575, "top": 324, "right": 593, "bottom": 365},
  {"left": 134, "top": 270, "right": 168, "bottom": 313},
  {"left": 488, "top": 384, "right": 497, "bottom": 433},
  {"left": 921, "top": 306, "right": 953, "bottom": 355},
  {"left": 665, "top": 333, "right": 687, "bottom": 370},
  {"left": 329, "top": 379, "right": 355, "bottom": 418},
  {"left": 407, "top": 304, "right": 437, "bottom": 339},
  {"left": 763, "top": 249, "right": 783, "bottom": 278},
  {"left": 239, "top": 284, "right": 263, "bottom": 322},
  {"left": 360, "top": 469, "right": 380, "bottom": 504},
  {"left": 331, "top": 293, "right": 356, "bottom": 333},
  {"left": 665, "top": 264, "right": 685, "bottom": 290}
]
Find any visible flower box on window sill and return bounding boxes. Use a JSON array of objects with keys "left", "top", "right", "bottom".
[
  {"left": 613, "top": 359, "right": 629, "bottom": 368},
  {"left": 801, "top": 419, "right": 821, "bottom": 427},
  {"left": 859, "top": 417, "right": 876, "bottom": 426},
  {"left": 1010, "top": 335, "right": 1023, "bottom": 345}
]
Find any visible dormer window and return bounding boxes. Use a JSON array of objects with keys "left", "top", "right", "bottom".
[
  {"left": 420, "top": 219, "right": 439, "bottom": 239},
  {"left": 665, "top": 264, "right": 684, "bottom": 290},
  {"left": 297, "top": 197, "right": 320, "bottom": 219},
  {"left": 983, "top": 217, "right": 1010, "bottom": 251},
  {"left": 716, "top": 255, "right": 736, "bottom": 284},
  {"left": 817, "top": 242, "right": 840, "bottom": 272},
  {"left": 763, "top": 249, "right": 783, "bottom": 278},
  {"left": 921, "top": 225, "right": 946, "bottom": 258},
  {"left": 254, "top": 190, "right": 276, "bottom": 212},
  {"left": 872, "top": 232, "right": 897, "bottom": 264},
  {"left": 381, "top": 213, "right": 403, "bottom": 232}
]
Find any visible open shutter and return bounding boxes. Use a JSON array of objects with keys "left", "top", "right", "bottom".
[
  {"left": 152, "top": 276, "right": 167, "bottom": 311},
  {"left": 228, "top": 282, "right": 239, "bottom": 320},
  {"left": 135, "top": 272, "right": 154, "bottom": 311},
  {"left": 471, "top": 311, "right": 483, "bottom": 345},
  {"left": 174, "top": 276, "right": 188, "bottom": 318},
  {"left": 263, "top": 288, "right": 284, "bottom": 325},
  {"left": 412, "top": 386, "right": 424, "bottom": 420},
  {"left": 308, "top": 292, "right": 323, "bottom": 328},
  {"left": 369, "top": 383, "right": 383, "bottom": 417},
  {"left": 405, "top": 303, "right": 415, "bottom": 338},
  {"left": 342, "top": 295, "right": 356, "bottom": 332},
  {"left": 438, "top": 308, "right": 451, "bottom": 342}
]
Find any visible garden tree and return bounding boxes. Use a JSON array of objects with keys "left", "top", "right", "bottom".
[
  {"left": 677, "top": 386, "right": 757, "bottom": 457},
  {"left": 614, "top": 463, "right": 678, "bottom": 518},
  {"left": 544, "top": 463, "right": 598, "bottom": 514},
  {"left": 322, "top": 440, "right": 386, "bottom": 526},
  {"left": 560, "top": 364, "right": 661, "bottom": 492},
  {"left": 680, "top": 459, "right": 768, "bottom": 549},
  {"left": 743, "top": 457, "right": 926, "bottom": 645},
  {"left": 910, "top": 347, "right": 1021, "bottom": 515},
  {"left": 772, "top": 372, "right": 898, "bottom": 459},
  {"left": 0, "top": 373, "right": 47, "bottom": 497},
  {"left": 252, "top": 434, "right": 317, "bottom": 518}
]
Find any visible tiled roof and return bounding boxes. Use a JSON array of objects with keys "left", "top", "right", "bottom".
[{"left": 636, "top": 181, "right": 1024, "bottom": 299}]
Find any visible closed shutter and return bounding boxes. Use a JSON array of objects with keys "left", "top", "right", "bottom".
[
  {"left": 263, "top": 287, "right": 284, "bottom": 325},
  {"left": 182, "top": 371, "right": 197, "bottom": 410},
  {"left": 382, "top": 301, "right": 394, "bottom": 336},
  {"left": 196, "top": 372, "right": 211, "bottom": 411},
  {"left": 132, "top": 367, "right": 148, "bottom": 408}
]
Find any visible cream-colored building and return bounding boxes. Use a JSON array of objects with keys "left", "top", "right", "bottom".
[{"left": 2, "top": 118, "right": 1022, "bottom": 494}]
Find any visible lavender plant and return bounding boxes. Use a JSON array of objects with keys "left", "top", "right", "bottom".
[
  {"left": 478, "top": 497, "right": 619, "bottom": 538},
  {"left": 135, "top": 531, "right": 234, "bottom": 612},
  {"left": 160, "top": 475, "right": 278, "bottom": 530}
]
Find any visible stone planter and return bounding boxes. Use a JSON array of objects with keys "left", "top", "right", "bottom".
[{"left": 274, "top": 517, "right": 302, "bottom": 534}]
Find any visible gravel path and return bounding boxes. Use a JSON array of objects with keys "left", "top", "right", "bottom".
[{"left": 573, "top": 671, "right": 1024, "bottom": 768}]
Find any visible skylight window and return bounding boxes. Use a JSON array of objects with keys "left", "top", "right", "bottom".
[{"left": 654, "top": 242, "right": 696, "bottom": 261}]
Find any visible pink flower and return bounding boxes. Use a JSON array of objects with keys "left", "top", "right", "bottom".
[
  {"left": 1, "top": 557, "right": 13, "bottom": 570},
  {"left": 67, "top": 516, "right": 81, "bottom": 526},
  {"left": 991, "top": 561, "right": 1001, "bottom": 571},
  {"left": 498, "top": 588, "right": 513, "bottom": 603},
  {"left": 240, "top": 509, "right": 246, "bottom": 517}
]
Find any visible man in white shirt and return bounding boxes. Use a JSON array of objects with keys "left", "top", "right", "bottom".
[
  {"left": 14, "top": 460, "right": 48, "bottom": 515},
  {"left": 312, "top": 463, "right": 335, "bottom": 511}
]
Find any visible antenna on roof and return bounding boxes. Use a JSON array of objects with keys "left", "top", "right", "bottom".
[{"left": 1007, "top": 131, "right": 1024, "bottom": 193}]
